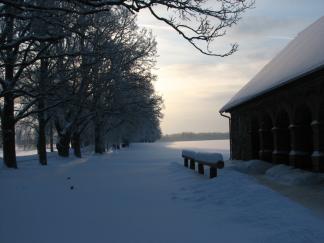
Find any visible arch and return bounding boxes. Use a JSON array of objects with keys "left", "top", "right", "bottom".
[
  {"left": 259, "top": 113, "right": 273, "bottom": 162},
  {"left": 312, "top": 98, "right": 324, "bottom": 172},
  {"left": 290, "top": 104, "right": 313, "bottom": 170},
  {"left": 273, "top": 110, "right": 291, "bottom": 164},
  {"left": 319, "top": 98, "right": 324, "bottom": 121},
  {"left": 251, "top": 117, "right": 260, "bottom": 159}
]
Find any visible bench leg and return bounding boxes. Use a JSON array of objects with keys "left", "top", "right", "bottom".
[
  {"left": 190, "top": 159, "right": 195, "bottom": 170},
  {"left": 210, "top": 167, "right": 217, "bottom": 178},
  {"left": 184, "top": 158, "right": 188, "bottom": 167},
  {"left": 198, "top": 163, "right": 204, "bottom": 175}
]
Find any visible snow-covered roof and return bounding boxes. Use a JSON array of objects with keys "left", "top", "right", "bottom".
[{"left": 220, "top": 16, "right": 324, "bottom": 112}]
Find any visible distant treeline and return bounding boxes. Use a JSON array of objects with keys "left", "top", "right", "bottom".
[{"left": 159, "top": 132, "right": 229, "bottom": 142}]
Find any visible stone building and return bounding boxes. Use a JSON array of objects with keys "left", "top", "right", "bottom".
[{"left": 220, "top": 17, "right": 324, "bottom": 172}]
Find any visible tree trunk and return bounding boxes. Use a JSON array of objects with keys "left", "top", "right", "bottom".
[
  {"left": 1, "top": 11, "right": 17, "bottom": 168},
  {"left": 56, "top": 133, "right": 70, "bottom": 157},
  {"left": 37, "top": 112, "right": 47, "bottom": 165},
  {"left": 94, "top": 121, "right": 105, "bottom": 153},
  {"left": 71, "top": 133, "right": 81, "bottom": 158},
  {"left": 36, "top": 58, "right": 48, "bottom": 165},
  {"left": 92, "top": 61, "right": 106, "bottom": 154},
  {"left": 49, "top": 121, "right": 54, "bottom": 152},
  {"left": 1, "top": 93, "right": 17, "bottom": 168}
]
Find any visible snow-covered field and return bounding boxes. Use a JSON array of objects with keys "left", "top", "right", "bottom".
[
  {"left": 1, "top": 140, "right": 324, "bottom": 243},
  {"left": 0, "top": 148, "right": 38, "bottom": 158}
]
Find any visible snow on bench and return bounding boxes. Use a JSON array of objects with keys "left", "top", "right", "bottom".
[
  {"left": 182, "top": 150, "right": 196, "bottom": 159},
  {"left": 195, "top": 152, "right": 223, "bottom": 164},
  {"left": 181, "top": 150, "right": 224, "bottom": 178}
]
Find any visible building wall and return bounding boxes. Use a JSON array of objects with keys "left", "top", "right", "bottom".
[
  {"left": 228, "top": 68, "right": 324, "bottom": 172},
  {"left": 231, "top": 109, "right": 254, "bottom": 160}
]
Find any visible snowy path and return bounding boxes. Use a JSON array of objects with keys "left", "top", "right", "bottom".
[{"left": 1, "top": 141, "right": 324, "bottom": 243}]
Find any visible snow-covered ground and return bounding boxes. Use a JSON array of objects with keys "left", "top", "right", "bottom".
[
  {"left": 1, "top": 140, "right": 324, "bottom": 243},
  {"left": 0, "top": 148, "right": 38, "bottom": 158}
]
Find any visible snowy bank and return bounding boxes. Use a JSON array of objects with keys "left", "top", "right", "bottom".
[
  {"left": 226, "top": 159, "right": 273, "bottom": 174},
  {"left": 1, "top": 141, "right": 324, "bottom": 243},
  {"left": 266, "top": 164, "right": 324, "bottom": 186},
  {"left": 227, "top": 159, "right": 324, "bottom": 186}
]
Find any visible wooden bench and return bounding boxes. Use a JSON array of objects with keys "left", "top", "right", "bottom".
[
  {"left": 182, "top": 150, "right": 196, "bottom": 169},
  {"left": 182, "top": 150, "right": 224, "bottom": 178}
]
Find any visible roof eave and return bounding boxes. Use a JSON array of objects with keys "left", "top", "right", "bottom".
[{"left": 219, "top": 64, "right": 324, "bottom": 113}]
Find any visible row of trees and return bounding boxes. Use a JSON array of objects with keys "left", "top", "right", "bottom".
[{"left": 0, "top": 0, "right": 253, "bottom": 168}]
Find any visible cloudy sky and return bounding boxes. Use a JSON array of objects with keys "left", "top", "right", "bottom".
[{"left": 137, "top": 0, "right": 324, "bottom": 135}]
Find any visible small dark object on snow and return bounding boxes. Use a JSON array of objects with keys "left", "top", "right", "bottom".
[
  {"left": 67, "top": 177, "right": 71, "bottom": 180},
  {"left": 70, "top": 186, "right": 74, "bottom": 190}
]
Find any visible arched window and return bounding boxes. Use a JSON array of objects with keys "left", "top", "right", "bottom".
[
  {"left": 290, "top": 105, "right": 313, "bottom": 170},
  {"left": 273, "top": 110, "right": 290, "bottom": 164},
  {"left": 251, "top": 117, "right": 260, "bottom": 159},
  {"left": 312, "top": 99, "right": 324, "bottom": 172}
]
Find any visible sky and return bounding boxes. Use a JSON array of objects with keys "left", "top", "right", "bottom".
[{"left": 137, "top": 0, "right": 324, "bottom": 135}]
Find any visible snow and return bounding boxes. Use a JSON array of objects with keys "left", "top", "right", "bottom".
[
  {"left": 0, "top": 148, "right": 38, "bottom": 158},
  {"left": 1, "top": 140, "right": 324, "bottom": 243},
  {"left": 227, "top": 159, "right": 274, "bottom": 174},
  {"left": 182, "top": 149, "right": 196, "bottom": 158},
  {"left": 220, "top": 16, "right": 324, "bottom": 112},
  {"left": 182, "top": 150, "right": 223, "bottom": 163},
  {"left": 194, "top": 152, "right": 223, "bottom": 163},
  {"left": 227, "top": 160, "right": 324, "bottom": 186},
  {"left": 266, "top": 164, "right": 324, "bottom": 186}
]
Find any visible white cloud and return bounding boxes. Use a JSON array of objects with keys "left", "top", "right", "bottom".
[
  {"left": 136, "top": 1, "right": 324, "bottom": 134},
  {"left": 138, "top": 24, "right": 173, "bottom": 31}
]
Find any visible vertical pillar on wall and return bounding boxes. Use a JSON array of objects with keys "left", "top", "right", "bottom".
[{"left": 311, "top": 120, "right": 324, "bottom": 172}]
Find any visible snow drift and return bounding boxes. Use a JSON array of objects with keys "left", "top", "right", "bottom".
[{"left": 266, "top": 164, "right": 324, "bottom": 186}]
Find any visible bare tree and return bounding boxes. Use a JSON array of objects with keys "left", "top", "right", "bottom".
[
  {"left": 1, "top": 0, "right": 254, "bottom": 56},
  {"left": 0, "top": 1, "right": 70, "bottom": 168},
  {"left": 0, "top": 0, "right": 253, "bottom": 168}
]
